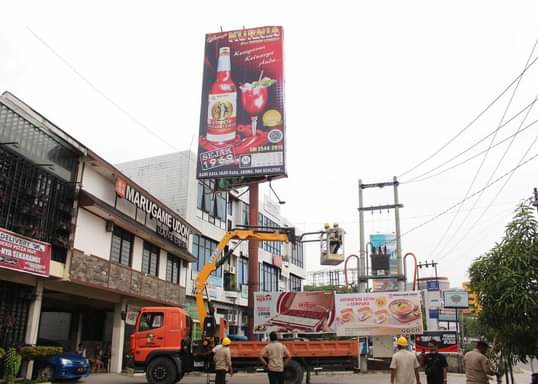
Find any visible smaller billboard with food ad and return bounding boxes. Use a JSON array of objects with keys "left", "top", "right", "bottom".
[
  {"left": 335, "top": 292, "right": 423, "bottom": 337},
  {"left": 254, "top": 291, "right": 335, "bottom": 334}
]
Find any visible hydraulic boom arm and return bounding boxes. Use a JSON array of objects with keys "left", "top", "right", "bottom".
[{"left": 194, "top": 228, "right": 293, "bottom": 334}]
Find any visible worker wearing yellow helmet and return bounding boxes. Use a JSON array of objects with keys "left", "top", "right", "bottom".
[
  {"left": 212, "top": 337, "right": 233, "bottom": 384},
  {"left": 390, "top": 336, "right": 421, "bottom": 384}
]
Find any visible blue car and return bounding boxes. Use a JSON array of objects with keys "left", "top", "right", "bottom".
[{"left": 34, "top": 351, "right": 90, "bottom": 382}]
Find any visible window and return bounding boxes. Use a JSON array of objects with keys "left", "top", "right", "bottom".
[
  {"left": 227, "top": 197, "right": 233, "bottom": 216},
  {"left": 138, "top": 312, "right": 164, "bottom": 332},
  {"left": 196, "top": 181, "right": 227, "bottom": 222},
  {"left": 166, "top": 254, "right": 181, "bottom": 284},
  {"left": 258, "top": 214, "right": 281, "bottom": 255},
  {"left": 261, "top": 262, "right": 279, "bottom": 292},
  {"left": 289, "top": 274, "right": 302, "bottom": 291},
  {"left": 240, "top": 202, "right": 249, "bottom": 226},
  {"left": 192, "top": 234, "right": 222, "bottom": 277},
  {"left": 291, "top": 242, "right": 304, "bottom": 268},
  {"left": 142, "top": 241, "right": 159, "bottom": 276},
  {"left": 110, "top": 226, "right": 134, "bottom": 266},
  {"left": 238, "top": 256, "right": 248, "bottom": 286}
]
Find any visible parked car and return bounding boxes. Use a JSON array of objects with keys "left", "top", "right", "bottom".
[{"left": 34, "top": 339, "right": 90, "bottom": 381}]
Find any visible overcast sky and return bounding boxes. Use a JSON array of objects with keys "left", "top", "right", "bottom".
[{"left": 2, "top": 0, "right": 538, "bottom": 288}]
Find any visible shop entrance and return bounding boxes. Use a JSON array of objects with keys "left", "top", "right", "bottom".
[{"left": 38, "top": 289, "right": 115, "bottom": 371}]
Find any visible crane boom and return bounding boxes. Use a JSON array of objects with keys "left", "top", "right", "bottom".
[{"left": 194, "top": 228, "right": 293, "bottom": 336}]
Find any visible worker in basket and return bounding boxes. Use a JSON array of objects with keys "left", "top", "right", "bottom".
[{"left": 212, "top": 337, "right": 233, "bottom": 384}]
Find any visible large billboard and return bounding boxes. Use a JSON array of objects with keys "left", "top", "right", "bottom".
[
  {"left": 254, "top": 291, "right": 335, "bottom": 334},
  {"left": 197, "top": 26, "right": 286, "bottom": 181},
  {"left": 334, "top": 291, "right": 423, "bottom": 337},
  {"left": 416, "top": 331, "right": 459, "bottom": 353},
  {"left": 0, "top": 227, "right": 51, "bottom": 277},
  {"left": 254, "top": 291, "right": 423, "bottom": 337}
]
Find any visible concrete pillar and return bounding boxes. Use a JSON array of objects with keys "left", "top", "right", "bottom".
[
  {"left": 24, "top": 280, "right": 44, "bottom": 379},
  {"left": 110, "top": 298, "right": 127, "bottom": 373}
]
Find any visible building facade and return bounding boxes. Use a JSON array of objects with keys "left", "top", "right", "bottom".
[
  {"left": 0, "top": 92, "right": 198, "bottom": 373},
  {"left": 117, "top": 151, "right": 307, "bottom": 337}
]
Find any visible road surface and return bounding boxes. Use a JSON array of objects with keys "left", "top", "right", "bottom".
[{"left": 79, "top": 371, "right": 533, "bottom": 384}]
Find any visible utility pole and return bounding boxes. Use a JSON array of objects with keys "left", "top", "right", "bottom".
[
  {"left": 358, "top": 180, "right": 366, "bottom": 293},
  {"left": 247, "top": 182, "right": 259, "bottom": 340},
  {"left": 393, "top": 176, "right": 403, "bottom": 291}
]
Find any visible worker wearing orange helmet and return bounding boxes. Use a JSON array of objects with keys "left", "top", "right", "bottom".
[
  {"left": 213, "top": 337, "right": 233, "bottom": 384},
  {"left": 390, "top": 336, "right": 421, "bottom": 384}
]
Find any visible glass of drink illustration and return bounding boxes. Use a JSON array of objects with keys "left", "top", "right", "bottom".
[{"left": 240, "top": 77, "right": 275, "bottom": 135}]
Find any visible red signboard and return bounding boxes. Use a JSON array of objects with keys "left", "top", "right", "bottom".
[
  {"left": 197, "top": 26, "right": 286, "bottom": 181},
  {"left": 0, "top": 227, "right": 51, "bottom": 277},
  {"left": 416, "top": 331, "right": 459, "bottom": 353}
]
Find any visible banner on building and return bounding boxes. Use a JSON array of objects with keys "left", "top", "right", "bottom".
[
  {"left": 254, "top": 291, "right": 335, "bottom": 334},
  {"left": 416, "top": 331, "right": 459, "bottom": 353},
  {"left": 335, "top": 291, "right": 423, "bottom": 336},
  {"left": 197, "top": 26, "right": 286, "bottom": 181},
  {"left": 0, "top": 227, "right": 51, "bottom": 277}
]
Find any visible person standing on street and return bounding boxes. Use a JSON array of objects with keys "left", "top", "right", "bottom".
[
  {"left": 213, "top": 337, "right": 233, "bottom": 384},
  {"left": 420, "top": 340, "right": 448, "bottom": 384},
  {"left": 390, "top": 336, "right": 421, "bottom": 384},
  {"left": 464, "top": 340, "right": 495, "bottom": 384},
  {"left": 259, "top": 332, "right": 291, "bottom": 384}
]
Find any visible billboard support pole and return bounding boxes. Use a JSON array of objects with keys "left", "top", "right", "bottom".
[
  {"left": 247, "top": 182, "right": 260, "bottom": 340},
  {"left": 358, "top": 179, "right": 366, "bottom": 293}
]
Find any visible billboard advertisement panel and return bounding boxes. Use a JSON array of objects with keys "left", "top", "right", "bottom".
[
  {"left": 197, "top": 26, "right": 286, "bottom": 181},
  {"left": 443, "top": 289, "right": 469, "bottom": 308},
  {"left": 370, "top": 233, "right": 397, "bottom": 275},
  {"left": 416, "top": 331, "right": 459, "bottom": 353},
  {"left": 334, "top": 291, "right": 423, "bottom": 336},
  {"left": 254, "top": 291, "right": 335, "bottom": 334},
  {"left": 0, "top": 227, "right": 51, "bottom": 277}
]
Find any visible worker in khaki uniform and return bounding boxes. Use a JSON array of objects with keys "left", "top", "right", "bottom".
[
  {"left": 464, "top": 340, "right": 495, "bottom": 384},
  {"left": 390, "top": 336, "right": 421, "bottom": 384},
  {"left": 212, "top": 337, "right": 233, "bottom": 384},
  {"left": 259, "top": 332, "right": 291, "bottom": 384}
]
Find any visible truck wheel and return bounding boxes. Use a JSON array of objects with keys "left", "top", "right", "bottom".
[
  {"left": 146, "top": 357, "right": 178, "bottom": 384},
  {"left": 284, "top": 359, "right": 304, "bottom": 384}
]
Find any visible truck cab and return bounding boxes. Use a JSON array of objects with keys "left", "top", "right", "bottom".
[{"left": 131, "top": 307, "right": 193, "bottom": 384}]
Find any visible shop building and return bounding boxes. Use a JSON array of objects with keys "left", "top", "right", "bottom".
[
  {"left": 0, "top": 92, "right": 198, "bottom": 373},
  {"left": 117, "top": 151, "right": 307, "bottom": 337}
]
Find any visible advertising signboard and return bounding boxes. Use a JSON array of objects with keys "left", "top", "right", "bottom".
[
  {"left": 0, "top": 227, "right": 51, "bottom": 277},
  {"left": 416, "top": 331, "right": 459, "bottom": 353},
  {"left": 197, "top": 26, "right": 286, "bottom": 181},
  {"left": 438, "top": 308, "right": 457, "bottom": 322},
  {"left": 254, "top": 291, "right": 335, "bottom": 334},
  {"left": 443, "top": 289, "right": 469, "bottom": 308},
  {"left": 373, "top": 278, "right": 399, "bottom": 292},
  {"left": 334, "top": 291, "right": 423, "bottom": 337},
  {"left": 369, "top": 233, "right": 397, "bottom": 274}
]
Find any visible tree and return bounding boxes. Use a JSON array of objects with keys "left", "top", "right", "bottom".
[{"left": 469, "top": 201, "right": 538, "bottom": 377}]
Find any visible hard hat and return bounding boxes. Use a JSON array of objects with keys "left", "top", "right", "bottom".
[
  {"left": 222, "top": 337, "right": 232, "bottom": 346},
  {"left": 324, "top": 223, "right": 330, "bottom": 229},
  {"left": 397, "top": 336, "right": 409, "bottom": 347},
  {"left": 333, "top": 223, "right": 339, "bottom": 227}
]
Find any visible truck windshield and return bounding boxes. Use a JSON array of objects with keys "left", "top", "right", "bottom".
[{"left": 138, "top": 312, "right": 164, "bottom": 332}]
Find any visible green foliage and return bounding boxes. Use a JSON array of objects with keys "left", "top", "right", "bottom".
[
  {"left": 469, "top": 201, "right": 538, "bottom": 363},
  {"left": 3, "top": 348, "right": 19, "bottom": 384},
  {"left": 0, "top": 348, "right": 4, "bottom": 359},
  {"left": 19, "top": 346, "right": 63, "bottom": 360}
]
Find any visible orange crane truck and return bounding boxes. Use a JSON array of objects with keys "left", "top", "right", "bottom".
[{"left": 129, "top": 227, "right": 358, "bottom": 384}]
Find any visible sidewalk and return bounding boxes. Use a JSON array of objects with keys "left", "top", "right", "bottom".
[{"left": 80, "top": 371, "right": 533, "bottom": 384}]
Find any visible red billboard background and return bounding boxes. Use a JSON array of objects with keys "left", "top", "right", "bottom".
[
  {"left": 197, "top": 26, "right": 286, "bottom": 181},
  {"left": 0, "top": 227, "right": 51, "bottom": 277},
  {"left": 416, "top": 331, "right": 459, "bottom": 353}
]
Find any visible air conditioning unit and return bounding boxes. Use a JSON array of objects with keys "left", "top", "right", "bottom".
[
  {"left": 228, "top": 266, "right": 236, "bottom": 274},
  {"left": 225, "top": 313, "right": 237, "bottom": 323}
]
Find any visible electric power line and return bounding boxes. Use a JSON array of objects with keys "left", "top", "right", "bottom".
[
  {"left": 403, "top": 116, "right": 538, "bottom": 183},
  {"left": 27, "top": 26, "right": 179, "bottom": 152},
  {"left": 399, "top": 150, "right": 538, "bottom": 239},
  {"left": 427, "top": 37, "right": 538, "bottom": 258},
  {"left": 398, "top": 54, "right": 538, "bottom": 179}
]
